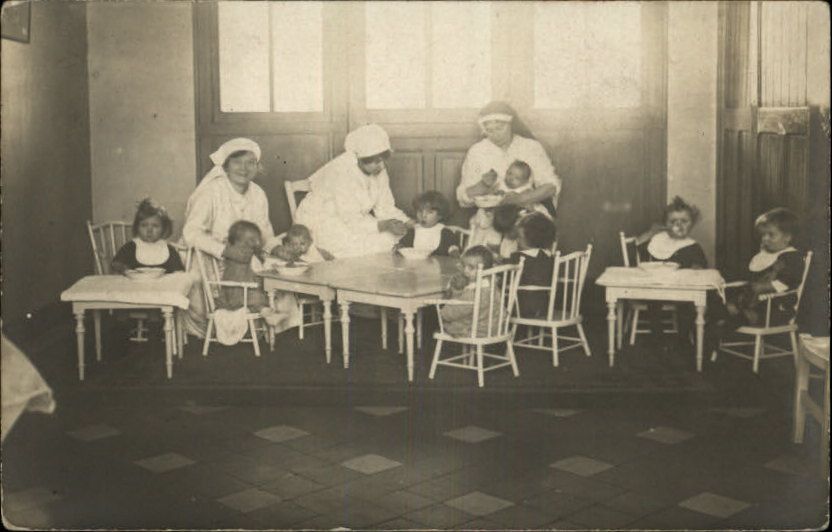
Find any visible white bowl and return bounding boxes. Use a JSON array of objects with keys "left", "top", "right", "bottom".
[
  {"left": 276, "top": 263, "right": 309, "bottom": 276},
  {"left": 474, "top": 195, "right": 503, "bottom": 209},
  {"left": 124, "top": 267, "right": 165, "bottom": 281},
  {"left": 398, "top": 248, "right": 431, "bottom": 260},
  {"left": 639, "top": 261, "right": 680, "bottom": 273}
]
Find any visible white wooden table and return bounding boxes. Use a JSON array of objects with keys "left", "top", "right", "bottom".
[
  {"left": 60, "top": 272, "right": 193, "bottom": 380},
  {"left": 596, "top": 267, "right": 725, "bottom": 372}
]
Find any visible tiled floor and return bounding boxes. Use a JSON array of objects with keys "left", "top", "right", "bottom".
[{"left": 1, "top": 317, "right": 828, "bottom": 529}]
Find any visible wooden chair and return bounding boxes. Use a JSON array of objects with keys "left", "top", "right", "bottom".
[
  {"left": 427, "top": 260, "right": 524, "bottom": 387},
  {"left": 447, "top": 225, "right": 471, "bottom": 251},
  {"left": 195, "top": 250, "right": 274, "bottom": 357},
  {"left": 284, "top": 178, "right": 310, "bottom": 223},
  {"left": 619, "top": 231, "right": 679, "bottom": 345},
  {"left": 511, "top": 245, "right": 593, "bottom": 367},
  {"left": 711, "top": 251, "right": 813, "bottom": 373}
]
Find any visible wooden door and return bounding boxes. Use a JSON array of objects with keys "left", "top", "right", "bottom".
[{"left": 717, "top": 1, "right": 829, "bottom": 332}]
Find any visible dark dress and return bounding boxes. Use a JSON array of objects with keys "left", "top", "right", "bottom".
[
  {"left": 734, "top": 249, "right": 804, "bottom": 327},
  {"left": 509, "top": 249, "right": 555, "bottom": 319},
  {"left": 398, "top": 226, "right": 457, "bottom": 257},
  {"left": 637, "top": 241, "right": 708, "bottom": 268},
  {"left": 112, "top": 241, "right": 185, "bottom": 273}
]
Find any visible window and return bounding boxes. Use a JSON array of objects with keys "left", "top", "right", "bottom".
[
  {"left": 218, "top": 1, "right": 323, "bottom": 113},
  {"left": 534, "top": 2, "right": 641, "bottom": 108},
  {"left": 364, "top": 2, "right": 491, "bottom": 110}
]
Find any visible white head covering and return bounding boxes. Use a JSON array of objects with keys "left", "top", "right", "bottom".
[
  {"left": 186, "top": 138, "right": 262, "bottom": 215},
  {"left": 344, "top": 124, "right": 391, "bottom": 158}
]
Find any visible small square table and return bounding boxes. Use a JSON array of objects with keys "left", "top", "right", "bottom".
[
  {"left": 596, "top": 267, "right": 725, "bottom": 372},
  {"left": 60, "top": 272, "right": 194, "bottom": 380}
]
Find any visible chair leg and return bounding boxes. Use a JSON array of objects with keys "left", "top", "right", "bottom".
[
  {"left": 476, "top": 345, "right": 485, "bottom": 387},
  {"left": 789, "top": 331, "right": 799, "bottom": 368},
  {"left": 507, "top": 341, "right": 519, "bottom": 377},
  {"left": 416, "top": 310, "right": 423, "bottom": 350},
  {"left": 202, "top": 319, "right": 213, "bottom": 356},
  {"left": 670, "top": 309, "right": 680, "bottom": 333},
  {"left": 429, "top": 339, "right": 442, "bottom": 379},
  {"left": 250, "top": 320, "right": 261, "bottom": 357},
  {"left": 380, "top": 308, "right": 388, "bottom": 350},
  {"left": 551, "top": 326, "right": 559, "bottom": 367},
  {"left": 268, "top": 325, "right": 275, "bottom": 351},
  {"left": 398, "top": 314, "right": 404, "bottom": 354},
  {"left": 629, "top": 309, "right": 640, "bottom": 345},
  {"left": 577, "top": 323, "right": 591, "bottom": 357},
  {"left": 752, "top": 335, "right": 762, "bottom": 374},
  {"left": 298, "top": 302, "right": 305, "bottom": 340}
]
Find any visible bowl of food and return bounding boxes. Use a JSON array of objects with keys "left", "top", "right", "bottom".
[
  {"left": 474, "top": 195, "right": 503, "bottom": 209},
  {"left": 124, "top": 267, "right": 166, "bottom": 281},
  {"left": 398, "top": 247, "right": 431, "bottom": 260},
  {"left": 276, "top": 262, "right": 309, "bottom": 276},
  {"left": 638, "top": 261, "right": 680, "bottom": 274}
]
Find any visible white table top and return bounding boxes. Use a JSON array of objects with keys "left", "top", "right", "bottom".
[
  {"left": 60, "top": 272, "right": 194, "bottom": 309},
  {"left": 596, "top": 267, "right": 725, "bottom": 290},
  {"left": 799, "top": 334, "right": 830, "bottom": 364}
]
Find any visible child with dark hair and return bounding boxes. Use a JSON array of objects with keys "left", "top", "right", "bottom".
[
  {"left": 725, "top": 207, "right": 804, "bottom": 327},
  {"left": 272, "top": 224, "right": 331, "bottom": 264},
  {"left": 219, "top": 221, "right": 270, "bottom": 312},
  {"left": 397, "top": 190, "right": 459, "bottom": 256},
  {"left": 112, "top": 198, "right": 185, "bottom": 274},
  {"left": 636, "top": 196, "right": 707, "bottom": 268},
  {"left": 439, "top": 246, "right": 501, "bottom": 337},
  {"left": 508, "top": 213, "right": 557, "bottom": 318}
]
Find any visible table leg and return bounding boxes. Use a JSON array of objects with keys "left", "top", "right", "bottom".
[
  {"left": 616, "top": 302, "right": 624, "bottom": 350},
  {"left": 695, "top": 304, "right": 705, "bottom": 372},
  {"left": 323, "top": 299, "right": 332, "bottom": 364},
  {"left": 162, "top": 309, "right": 174, "bottom": 379},
  {"left": 403, "top": 310, "right": 415, "bottom": 382},
  {"left": 416, "top": 310, "right": 423, "bottom": 351},
  {"left": 176, "top": 309, "right": 184, "bottom": 358},
  {"left": 792, "top": 357, "right": 809, "bottom": 443},
  {"left": 340, "top": 301, "right": 350, "bottom": 368},
  {"left": 606, "top": 301, "right": 616, "bottom": 367},
  {"left": 75, "top": 311, "right": 86, "bottom": 381},
  {"left": 381, "top": 308, "right": 388, "bottom": 350},
  {"left": 93, "top": 310, "right": 102, "bottom": 362}
]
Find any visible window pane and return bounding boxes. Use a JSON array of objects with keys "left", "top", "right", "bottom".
[
  {"left": 431, "top": 3, "right": 491, "bottom": 108},
  {"left": 271, "top": 2, "right": 323, "bottom": 112},
  {"left": 365, "top": 2, "right": 426, "bottom": 109},
  {"left": 218, "top": 2, "right": 270, "bottom": 112},
  {"left": 534, "top": 2, "right": 641, "bottom": 108}
]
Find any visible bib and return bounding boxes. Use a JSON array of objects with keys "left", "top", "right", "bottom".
[
  {"left": 647, "top": 232, "right": 696, "bottom": 261},
  {"left": 134, "top": 238, "right": 170, "bottom": 266},
  {"left": 748, "top": 246, "right": 797, "bottom": 272}
]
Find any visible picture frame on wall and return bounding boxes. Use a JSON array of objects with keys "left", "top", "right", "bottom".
[{"left": 1, "top": 0, "right": 31, "bottom": 43}]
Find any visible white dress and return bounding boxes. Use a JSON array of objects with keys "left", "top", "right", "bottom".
[
  {"left": 457, "top": 135, "right": 561, "bottom": 209},
  {"left": 295, "top": 152, "right": 409, "bottom": 258},
  {"left": 182, "top": 176, "right": 299, "bottom": 337}
]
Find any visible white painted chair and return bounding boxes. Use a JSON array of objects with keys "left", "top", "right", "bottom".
[
  {"left": 711, "top": 251, "right": 813, "bottom": 373},
  {"left": 284, "top": 178, "right": 310, "bottom": 223},
  {"left": 619, "top": 231, "right": 679, "bottom": 345},
  {"left": 427, "top": 260, "right": 524, "bottom": 387},
  {"left": 511, "top": 245, "right": 593, "bottom": 367},
  {"left": 195, "top": 250, "right": 274, "bottom": 357}
]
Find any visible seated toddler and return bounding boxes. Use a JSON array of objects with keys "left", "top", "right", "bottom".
[
  {"left": 507, "top": 213, "right": 557, "bottom": 319},
  {"left": 112, "top": 198, "right": 185, "bottom": 274},
  {"left": 397, "top": 191, "right": 459, "bottom": 256},
  {"left": 439, "top": 246, "right": 501, "bottom": 337},
  {"left": 272, "top": 224, "right": 331, "bottom": 264}
]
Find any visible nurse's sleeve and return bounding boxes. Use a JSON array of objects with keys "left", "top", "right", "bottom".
[
  {"left": 457, "top": 145, "right": 484, "bottom": 207},
  {"left": 331, "top": 175, "right": 380, "bottom": 235},
  {"left": 253, "top": 191, "right": 281, "bottom": 251},
  {"left": 373, "top": 173, "right": 409, "bottom": 221},
  {"left": 182, "top": 191, "right": 226, "bottom": 258},
  {"left": 528, "top": 141, "right": 561, "bottom": 197}
]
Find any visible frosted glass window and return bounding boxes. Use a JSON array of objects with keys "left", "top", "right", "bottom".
[
  {"left": 535, "top": 2, "right": 641, "bottom": 108},
  {"left": 218, "top": 2, "right": 270, "bottom": 112},
  {"left": 431, "top": 3, "right": 491, "bottom": 108},
  {"left": 271, "top": 2, "right": 323, "bottom": 112},
  {"left": 365, "top": 2, "right": 426, "bottom": 109}
]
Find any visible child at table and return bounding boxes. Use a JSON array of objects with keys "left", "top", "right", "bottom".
[
  {"left": 440, "top": 246, "right": 501, "bottom": 337},
  {"left": 396, "top": 191, "right": 459, "bottom": 256},
  {"left": 507, "top": 212, "right": 557, "bottom": 318},
  {"left": 272, "top": 224, "right": 331, "bottom": 264},
  {"left": 219, "top": 221, "right": 284, "bottom": 327},
  {"left": 634, "top": 196, "right": 707, "bottom": 345},
  {"left": 111, "top": 198, "right": 185, "bottom": 274}
]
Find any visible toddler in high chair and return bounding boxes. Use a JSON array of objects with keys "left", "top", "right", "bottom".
[
  {"left": 272, "top": 224, "right": 331, "bottom": 264},
  {"left": 112, "top": 198, "right": 185, "bottom": 274},
  {"left": 396, "top": 191, "right": 459, "bottom": 257},
  {"left": 439, "top": 246, "right": 501, "bottom": 338},
  {"left": 635, "top": 196, "right": 707, "bottom": 344},
  {"left": 219, "top": 221, "right": 283, "bottom": 327}
]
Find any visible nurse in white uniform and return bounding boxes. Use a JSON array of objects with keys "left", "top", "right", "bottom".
[{"left": 295, "top": 124, "right": 410, "bottom": 258}]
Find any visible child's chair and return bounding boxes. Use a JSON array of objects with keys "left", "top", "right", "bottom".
[
  {"left": 426, "top": 260, "right": 524, "bottom": 387},
  {"left": 711, "top": 251, "right": 813, "bottom": 373},
  {"left": 87, "top": 220, "right": 153, "bottom": 342},
  {"left": 195, "top": 250, "right": 274, "bottom": 357},
  {"left": 447, "top": 225, "right": 471, "bottom": 251},
  {"left": 619, "top": 232, "right": 679, "bottom": 345},
  {"left": 284, "top": 179, "right": 311, "bottom": 223},
  {"left": 511, "top": 245, "right": 593, "bottom": 367}
]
